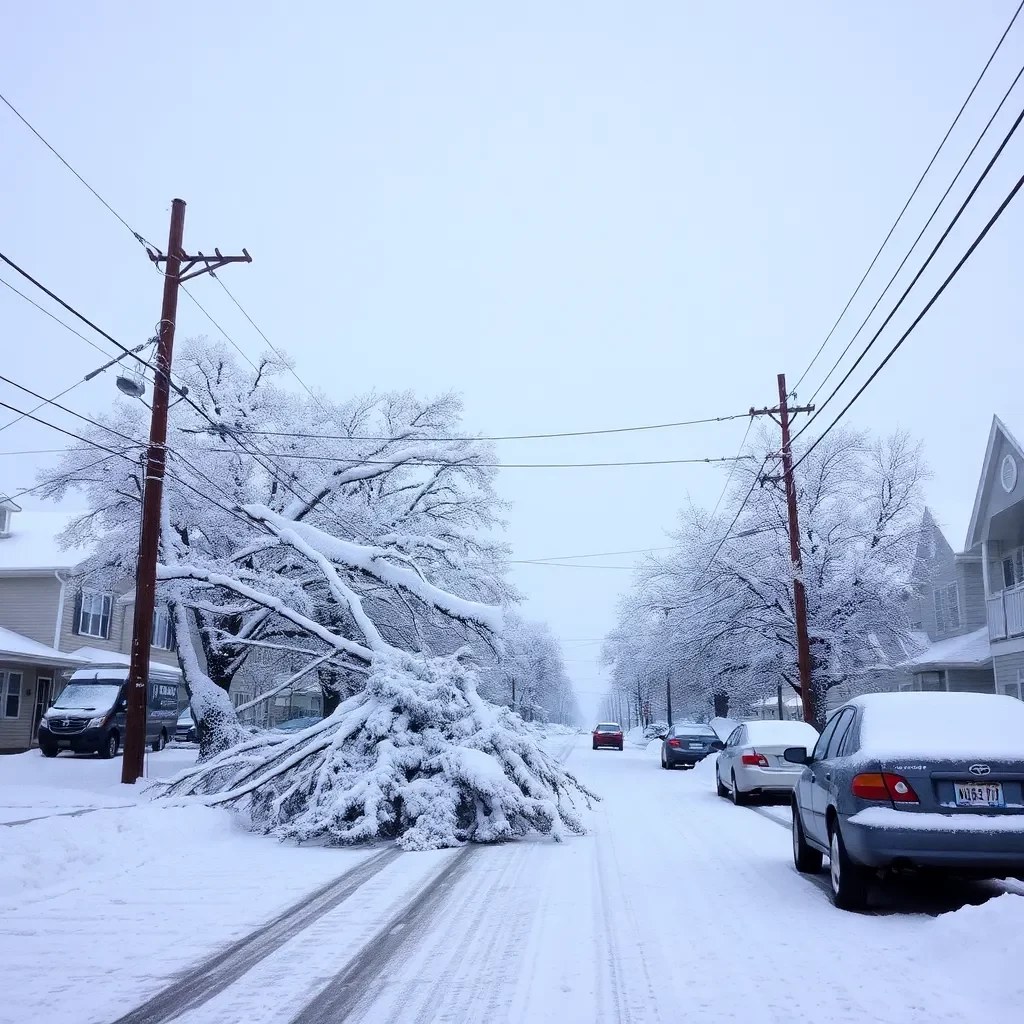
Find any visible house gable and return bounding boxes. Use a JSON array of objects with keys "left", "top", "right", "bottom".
[{"left": 965, "top": 416, "right": 1024, "bottom": 551}]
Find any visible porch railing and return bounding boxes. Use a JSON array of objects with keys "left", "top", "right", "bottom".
[{"left": 988, "top": 587, "right": 1024, "bottom": 640}]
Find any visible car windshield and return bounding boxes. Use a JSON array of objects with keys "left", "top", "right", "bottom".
[
  {"left": 595, "top": 724, "right": 620, "bottom": 733},
  {"left": 51, "top": 682, "right": 120, "bottom": 711},
  {"left": 177, "top": 709, "right": 193, "bottom": 724}
]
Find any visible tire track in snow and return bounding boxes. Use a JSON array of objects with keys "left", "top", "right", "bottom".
[
  {"left": 289, "top": 845, "right": 475, "bottom": 1024},
  {"left": 112, "top": 847, "right": 401, "bottom": 1024}
]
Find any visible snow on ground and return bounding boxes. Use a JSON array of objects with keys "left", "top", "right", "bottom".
[
  {"left": 0, "top": 744, "right": 197, "bottom": 822},
  {"left": 2, "top": 735, "right": 1023, "bottom": 1023}
]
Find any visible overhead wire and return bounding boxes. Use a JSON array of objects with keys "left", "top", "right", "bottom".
[
  {"left": 791, "top": 93, "right": 1024, "bottom": 450},
  {"left": 792, "top": 0, "right": 1024, "bottom": 393},
  {"left": 792, "top": 164, "right": 1024, "bottom": 474},
  {"left": 0, "top": 89, "right": 155, "bottom": 249},
  {"left": 806, "top": 58, "right": 1024, "bottom": 410}
]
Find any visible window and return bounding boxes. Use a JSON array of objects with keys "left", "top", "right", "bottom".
[
  {"left": 152, "top": 607, "right": 174, "bottom": 651},
  {"left": 826, "top": 708, "right": 855, "bottom": 759},
  {"left": 75, "top": 590, "right": 112, "bottom": 639},
  {"left": 1002, "top": 549, "right": 1024, "bottom": 590},
  {"left": 918, "top": 671, "right": 945, "bottom": 691},
  {"left": 1, "top": 671, "right": 22, "bottom": 719},
  {"left": 811, "top": 714, "right": 841, "bottom": 761},
  {"left": 933, "top": 583, "right": 960, "bottom": 633},
  {"left": 1002, "top": 674, "right": 1024, "bottom": 701}
]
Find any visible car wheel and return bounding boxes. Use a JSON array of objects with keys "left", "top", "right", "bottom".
[
  {"left": 716, "top": 767, "right": 729, "bottom": 797},
  {"left": 730, "top": 771, "right": 748, "bottom": 806},
  {"left": 661, "top": 752, "right": 669, "bottom": 769},
  {"left": 40, "top": 744, "right": 59, "bottom": 758},
  {"left": 99, "top": 731, "right": 119, "bottom": 760},
  {"left": 151, "top": 730, "right": 167, "bottom": 753},
  {"left": 617, "top": 744, "right": 623, "bottom": 751},
  {"left": 829, "top": 824, "right": 870, "bottom": 910},
  {"left": 792, "top": 805, "right": 823, "bottom": 874},
  {"left": 592, "top": 742, "right": 598, "bottom": 750}
]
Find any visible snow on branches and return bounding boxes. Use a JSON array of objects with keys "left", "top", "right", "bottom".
[
  {"left": 159, "top": 650, "right": 595, "bottom": 850},
  {"left": 604, "top": 427, "right": 928, "bottom": 727},
  {"left": 35, "top": 337, "right": 591, "bottom": 846}
]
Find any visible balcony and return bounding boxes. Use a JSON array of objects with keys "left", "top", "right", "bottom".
[{"left": 987, "top": 586, "right": 1024, "bottom": 640}]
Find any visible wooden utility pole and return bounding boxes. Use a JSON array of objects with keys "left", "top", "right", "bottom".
[
  {"left": 749, "top": 374, "right": 816, "bottom": 728},
  {"left": 121, "top": 200, "right": 251, "bottom": 784},
  {"left": 666, "top": 671, "right": 672, "bottom": 727}
]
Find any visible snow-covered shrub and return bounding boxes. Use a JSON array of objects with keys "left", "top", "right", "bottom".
[
  {"left": 644, "top": 721, "right": 669, "bottom": 740},
  {"left": 158, "top": 651, "right": 596, "bottom": 850}
]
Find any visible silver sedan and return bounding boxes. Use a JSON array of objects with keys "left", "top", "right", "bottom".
[{"left": 716, "top": 719, "right": 820, "bottom": 804}]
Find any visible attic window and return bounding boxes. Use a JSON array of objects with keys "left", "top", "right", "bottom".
[{"left": 1001, "top": 453, "right": 1018, "bottom": 494}]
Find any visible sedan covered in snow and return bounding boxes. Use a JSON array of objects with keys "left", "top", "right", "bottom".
[
  {"left": 716, "top": 719, "right": 820, "bottom": 803},
  {"left": 787, "top": 692, "right": 1024, "bottom": 910},
  {"left": 661, "top": 723, "right": 722, "bottom": 769},
  {"left": 592, "top": 723, "right": 624, "bottom": 750}
]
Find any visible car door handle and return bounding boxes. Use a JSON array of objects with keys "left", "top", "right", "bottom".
[{"left": 809, "top": 773, "right": 816, "bottom": 783}]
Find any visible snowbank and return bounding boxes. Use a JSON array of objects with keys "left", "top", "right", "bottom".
[
  {"left": 742, "top": 720, "right": 820, "bottom": 747},
  {"left": 850, "top": 807, "right": 1024, "bottom": 833},
  {"left": 625, "top": 726, "right": 647, "bottom": 747}
]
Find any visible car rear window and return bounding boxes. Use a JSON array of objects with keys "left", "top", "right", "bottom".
[
  {"left": 742, "top": 720, "right": 820, "bottom": 747},
  {"left": 673, "top": 725, "right": 716, "bottom": 738},
  {"left": 595, "top": 724, "right": 620, "bottom": 733},
  {"left": 856, "top": 692, "right": 1024, "bottom": 759}
]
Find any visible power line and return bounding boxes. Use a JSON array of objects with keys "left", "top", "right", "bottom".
[
  {"left": 0, "top": 89, "right": 154, "bottom": 248},
  {"left": 807, "top": 58, "right": 1024, "bottom": 409},
  {"left": 792, "top": 0, "right": 1024, "bottom": 392},
  {"left": 512, "top": 545, "right": 675, "bottom": 562},
  {"left": 179, "top": 285, "right": 264, "bottom": 373},
  {"left": 0, "top": 274, "right": 114, "bottom": 360},
  {"left": 188, "top": 449, "right": 754, "bottom": 469},
  {"left": 511, "top": 562, "right": 637, "bottom": 569},
  {"left": 210, "top": 274, "right": 325, "bottom": 408},
  {"left": 196, "top": 411, "right": 753, "bottom": 444},
  {"left": 793, "top": 94, "right": 1024, "bottom": 448},
  {"left": 1, "top": 451, "right": 126, "bottom": 504},
  {"left": 0, "top": 399, "right": 140, "bottom": 464},
  {"left": 0, "top": 251, "right": 156, "bottom": 375},
  {"left": 792, "top": 165, "right": 1024, "bottom": 474},
  {"left": 0, "top": 373, "right": 147, "bottom": 450}
]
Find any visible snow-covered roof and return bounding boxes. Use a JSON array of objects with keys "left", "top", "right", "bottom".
[
  {"left": 900, "top": 626, "right": 991, "bottom": 671},
  {"left": 0, "top": 626, "right": 91, "bottom": 668},
  {"left": 69, "top": 647, "right": 182, "bottom": 682},
  {"left": 0, "top": 504, "right": 89, "bottom": 573}
]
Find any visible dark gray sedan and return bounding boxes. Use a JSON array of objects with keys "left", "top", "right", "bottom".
[
  {"left": 661, "top": 723, "right": 722, "bottom": 769},
  {"left": 786, "top": 692, "right": 1024, "bottom": 910}
]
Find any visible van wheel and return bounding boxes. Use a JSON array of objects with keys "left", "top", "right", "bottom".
[
  {"left": 99, "top": 732, "right": 119, "bottom": 759},
  {"left": 40, "top": 744, "right": 59, "bottom": 758},
  {"left": 151, "top": 730, "right": 167, "bottom": 753}
]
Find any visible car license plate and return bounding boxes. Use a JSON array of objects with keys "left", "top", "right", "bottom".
[
  {"left": 954, "top": 781, "right": 1004, "bottom": 807},
  {"left": 687, "top": 742, "right": 704, "bottom": 750},
  {"left": 58, "top": 740, "right": 71, "bottom": 747}
]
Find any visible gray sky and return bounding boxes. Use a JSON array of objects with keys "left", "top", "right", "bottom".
[{"left": 2, "top": 2, "right": 1023, "bottom": 719}]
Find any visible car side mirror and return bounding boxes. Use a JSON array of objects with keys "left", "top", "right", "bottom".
[
  {"left": 783, "top": 746, "right": 810, "bottom": 765},
  {"left": 710, "top": 740, "right": 724, "bottom": 752}
]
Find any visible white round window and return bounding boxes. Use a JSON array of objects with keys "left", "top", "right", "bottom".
[{"left": 1001, "top": 453, "right": 1018, "bottom": 493}]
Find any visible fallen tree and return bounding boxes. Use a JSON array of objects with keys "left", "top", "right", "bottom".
[{"left": 155, "top": 506, "right": 596, "bottom": 849}]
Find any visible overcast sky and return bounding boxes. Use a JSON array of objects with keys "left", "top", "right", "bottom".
[{"left": 2, "top": 2, "right": 1023, "bottom": 718}]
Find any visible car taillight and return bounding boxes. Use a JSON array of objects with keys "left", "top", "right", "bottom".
[
  {"left": 668, "top": 738, "right": 680, "bottom": 748},
  {"left": 741, "top": 752, "right": 769, "bottom": 767},
  {"left": 851, "top": 773, "right": 919, "bottom": 803}
]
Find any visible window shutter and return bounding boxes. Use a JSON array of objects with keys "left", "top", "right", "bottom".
[{"left": 72, "top": 592, "right": 83, "bottom": 635}]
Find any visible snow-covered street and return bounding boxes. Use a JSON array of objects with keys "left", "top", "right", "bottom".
[{"left": 3, "top": 735, "right": 1023, "bottom": 1024}]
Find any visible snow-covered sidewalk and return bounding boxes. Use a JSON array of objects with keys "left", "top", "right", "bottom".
[{"left": 2, "top": 736, "right": 1023, "bottom": 1023}]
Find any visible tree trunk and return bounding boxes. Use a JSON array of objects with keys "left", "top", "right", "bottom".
[{"left": 713, "top": 690, "right": 730, "bottom": 718}]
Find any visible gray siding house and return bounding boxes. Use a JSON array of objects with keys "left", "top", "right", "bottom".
[
  {"left": 0, "top": 501, "right": 180, "bottom": 753},
  {"left": 965, "top": 416, "right": 1024, "bottom": 701}
]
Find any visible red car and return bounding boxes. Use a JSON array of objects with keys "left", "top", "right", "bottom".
[{"left": 592, "top": 722, "right": 624, "bottom": 750}]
